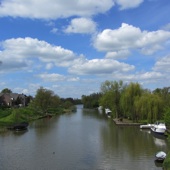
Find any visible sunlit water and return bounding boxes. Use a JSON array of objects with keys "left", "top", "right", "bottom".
[{"left": 0, "top": 105, "right": 169, "bottom": 170}]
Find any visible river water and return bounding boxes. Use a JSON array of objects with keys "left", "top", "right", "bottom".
[{"left": 0, "top": 105, "right": 169, "bottom": 170}]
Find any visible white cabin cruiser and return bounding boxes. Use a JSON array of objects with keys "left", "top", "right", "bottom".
[{"left": 151, "top": 122, "right": 166, "bottom": 135}]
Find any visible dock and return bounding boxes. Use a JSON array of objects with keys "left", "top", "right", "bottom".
[{"left": 113, "top": 118, "right": 142, "bottom": 126}]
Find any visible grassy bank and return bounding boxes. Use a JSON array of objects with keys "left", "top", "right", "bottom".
[
  {"left": 163, "top": 152, "right": 170, "bottom": 170},
  {"left": 0, "top": 106, "right": 76, "bottom": 126}
]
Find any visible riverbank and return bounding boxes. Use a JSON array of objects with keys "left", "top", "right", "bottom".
[
  {"left": 113, "top": 118, "right": 142, "bottom": 126},
  {"left": 163, "top": 152, "right": 170, "bottom": 170},
  {"left": 0, "top": 106, "right": 76, "bottom": 127}
]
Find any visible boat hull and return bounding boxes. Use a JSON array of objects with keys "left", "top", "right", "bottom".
[
  {"left": 151, "top": 122, "right": 166, "bottom": 135},
  {"left": 151, "top": 127, "right": 166, "bottom": 135},
  {"left": 140, "top": 124, "right": 154, "bottom": 129},
  {"left": 8, "top": 122, "right": 29, "bottom": 131}
]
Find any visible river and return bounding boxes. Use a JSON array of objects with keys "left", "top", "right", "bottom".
[{"left": 0, "top": 105, "right": 169, "bottom": 170}]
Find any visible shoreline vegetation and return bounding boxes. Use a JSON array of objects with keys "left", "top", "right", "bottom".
[
  {"left": 1, "top": 80, "right": 170, "bottom": 168},
  {"left": 81, "top": 80, "right": 170, "bottom": 169},
  {"left": 0, "top": 87, "right": 80, "bottom": 129},
  {"left": 82, "top": 80, "right": 170, "bottom": 126},
  {"left": 0, "top": 105, "right": 77, "bottom": 127}
]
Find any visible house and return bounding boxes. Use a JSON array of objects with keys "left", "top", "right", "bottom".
[{"left": 0, "top": 93, "right": 28, "bottom": 107}]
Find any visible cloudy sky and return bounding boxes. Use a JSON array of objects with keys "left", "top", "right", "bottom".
[{"left": 0, "top": 0, "right": 170, "bottom": 98}]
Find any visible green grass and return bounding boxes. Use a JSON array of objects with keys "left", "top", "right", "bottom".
[
  {"left": 0, "top": 106, "right": 75, "bottom": 126},
  {"left": 0, "top": 109, "right": 12, "bottom": 119},
  {"left": 163, "top": 152, "right": 170, "bottom": 170},
  {"left": 0, "top": 108, "right": 34, "bottom": 125}
]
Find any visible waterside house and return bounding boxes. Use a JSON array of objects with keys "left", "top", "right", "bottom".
[{"left": 0, "top": 93, "right": 29, "bottom": 107}]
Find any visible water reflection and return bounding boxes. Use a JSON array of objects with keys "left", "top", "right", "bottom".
[{"left": 0, "top": 106, "right": 169, "bottom": 170}]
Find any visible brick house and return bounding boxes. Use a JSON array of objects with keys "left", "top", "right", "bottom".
[{"left": 0, "top": 93, "right": 28, "bottom": 107}]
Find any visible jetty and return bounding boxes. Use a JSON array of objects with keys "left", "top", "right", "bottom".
[{"left": 113, "top": 118, "right": 142, "bottom": 126}]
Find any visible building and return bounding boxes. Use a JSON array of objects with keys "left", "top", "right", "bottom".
[{"left": 0, "top": 93, "right": 28, "bottom": 107}]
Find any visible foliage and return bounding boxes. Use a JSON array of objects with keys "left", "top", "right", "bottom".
[
  {"left": 0, "top": 108, "right": 33, "bottom": 124},
  {"left": 82, "top": 93, "right": 102, "bottom": 108},
  {"left": 164, "top": 108, "right": 170, "bottom": 126},
  {"left": 98, "top": 80, "right": 169, "bottom": 123},
  {"left": 61, "top": 98, "right": 82, "bottom": 105},
  {"left": 163, "top": 152, "right": 170, "bottom": 170},
  {"left": 134, "top": 93, "right": 163, "bottom": 123},
  {"left": 0, "top": 87, "right": 78, "bottom": 126},
  {"left": 120, "top": 82, "right": 143, "bottom": 121},
  {"left": 1, "top": 88, "right": 12, "bottom": 93},
  {"left": 153, "top": 87, "right": 170, "bottom": 108},
  {"left": 30, "top": 87, "right": 60, "bottom": 115},
  {"left": 100, "top": 80, "right": 125, "bottom": 118},
  {"left": 0, "top": 108, "right": 12, "bottom": 119}
]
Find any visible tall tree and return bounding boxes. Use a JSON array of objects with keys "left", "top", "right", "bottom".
[
  {"left": 82, "top": 93, "right": 102, "bottom": 108},
  {"left": 31, "top": 87, "right": 60, "bottom": 115},
  {"left": 120, "top": 82, "right": 143, "bottom": 122},
  {"left": 100, "top": 80, "right": 124, "bottom": 118},
  {"left": 134, "top": 93, "right": 163, "bottom": 123},
  {"left": 153, "top": 87, "right": 170, "bottom": 108},
  {"left": 1, "top": 88, "right": 12, "bottom": 93}
]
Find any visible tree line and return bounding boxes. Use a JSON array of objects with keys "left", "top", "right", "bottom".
[
  {"left": 0, "top": 87, "right": 81, "bottom": 125},
  {"left": 82, "top": 80, "right": 170, "bottom": 125}
]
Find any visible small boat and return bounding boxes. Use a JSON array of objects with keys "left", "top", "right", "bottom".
[
  {"left": 105, "top": 108, "right": 111, "bottom": 114},
  {"left": 140, "top": 124, "right": 154, "bottom": 129},
  {"left": 151, "top": 122, "right": 166, "bottom": 135},
  {"left": 155, "top": 151, "right": 166, "bottom": 163},
  {"left": 105, "top": 108, "right": 112, "bottom": 118},
  {"left": 8, "top": 122, "right": 29, "bottom": 131}
]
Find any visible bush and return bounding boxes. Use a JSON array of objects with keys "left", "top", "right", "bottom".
[
  {"left": 0, "top": 109, "right": 12, "bottom": 119},
  {"left": 164, "top": 108, "right": 170, "bottom": 126},
  {"left": 163, "top": 152, "right": 170, "bottom": 170}
]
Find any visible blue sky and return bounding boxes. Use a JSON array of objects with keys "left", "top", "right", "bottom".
[{"left": 0, "top": 0, "right": 170, "bottom": 98}]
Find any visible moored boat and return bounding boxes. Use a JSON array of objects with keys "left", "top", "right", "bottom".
[
  {"left": 105, "top": 108, "right": 112, "bottom": 118},
  {"left": 105, "top": 108, "right": 111, "bottom": 114},
  {"left": 140, "top": 124, "right": 154, "bottom": 129},
  {"left": 151, "top": 122, "right": 166, "bottom": 135},
  {"left": 155, "top": 151, "right": 166, "bottom": 163},
  {"left": 8, "top": 122, "right": 29, "bottom": 131}
]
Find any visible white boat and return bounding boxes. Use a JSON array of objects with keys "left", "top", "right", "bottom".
[
  {"left": 151, "top": 122, "right": 166, "bottom": 135},
  {"left": 105, "top": 108, "right": 112, "bottom": 118},
  {"left": 140, "top": 124, "right": 154, "bottom": 129},
  {"left": 105, "top": 108, "right": 112, "bottom": 114},
  {"left": 155, "top": 151, "right": 166, "bottom": 162}
]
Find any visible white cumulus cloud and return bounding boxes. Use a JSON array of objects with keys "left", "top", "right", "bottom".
[
  {"left": 153, "top": 55, "right": 170, "bottom": 73},
  {"left": 115, "top": 0, "right": 144, "bottom": 10},
  {"left": 0, "top": 37, "right": 77, "bottom": 73},
  {"left": 105, "top": 50, "right": 130, "bottom": 59},
  {"left": 0, "top": 0, "right": 114, "bottom": 19},
  {"left": 64, "top": 18, "right": 97, "bottom": 34},
  {"left": 69, "top": 58, "right": 135, "bottom": 75},
  {"left": 37, "top": 73, "right": 66, "bottom": 82},
  {"left": 93, "top": 23, "right": 170, "bottom": 55}
]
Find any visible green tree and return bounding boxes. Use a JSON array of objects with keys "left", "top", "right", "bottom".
[
  {"left": 31, "top": 87, "right": 60, "bottom": 115},
  {"left": 120, "top": 82, "right": 143, "bottom": 122},
  {"left": 82, "top": 93, "right": 102, "bottom": 108},
  {"left": 1, "top": 88, "right": 12, "bottom": 93},
  {"left": 100, "top": 80, "right": 124, "bottom": 118},
  {"left": 164, "top": 107, "right": 170, "bottom": 126},
  {"left": 134, "top": 93, "right": 163, "bottom": 123},
  {"left": 153, "top": 87, "right": 170, "bottom": 108}
]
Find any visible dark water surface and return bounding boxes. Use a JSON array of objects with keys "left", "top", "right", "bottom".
[{"left": 0, "top": 105, "right": 169, "bottom": 170}]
